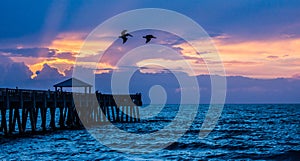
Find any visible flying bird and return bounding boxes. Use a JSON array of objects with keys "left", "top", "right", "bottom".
[
  {"left": 143, "top": 35, "right": 156, "bottom": 43},
  {"left": 119, "top": 30, "right": 133, "bottom": 44}
]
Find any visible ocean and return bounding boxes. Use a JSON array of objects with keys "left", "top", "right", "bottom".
[{"left": 1, "top": 104, "right": 300, "bottom": 160}]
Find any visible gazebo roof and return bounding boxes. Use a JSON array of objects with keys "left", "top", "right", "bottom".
[{"left": 53, "top": 78, "right": 92, "bottom": 88}]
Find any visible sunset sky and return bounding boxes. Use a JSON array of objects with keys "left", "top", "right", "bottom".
[{"left": 0, "top": 1, "right": 299, "bottom": 103}]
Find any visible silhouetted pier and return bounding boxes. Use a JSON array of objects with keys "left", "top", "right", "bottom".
[{"left": 0, "top": 88, "right": 142, "bottom": 136}]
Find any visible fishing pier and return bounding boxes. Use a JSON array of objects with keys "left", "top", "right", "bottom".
[{"left": 0, "top": 78, "right": 142, "bottom": 136}]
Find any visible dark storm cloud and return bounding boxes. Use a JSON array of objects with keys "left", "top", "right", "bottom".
[
  {"left": 55, "top": 52, "right": 76, "bottom": 60},
  {"left": 226, "top": 76, "right": 300, "bottom": 103},
  {"left": 34, "top": 64, "right": 64, "bottom": 80},
  {"left": 0, "top": 54, "right": 32, "bottom": 87},
  {"left": 1, "top": 53, "right": 299, "bottom": 104},
  {"left": 0, "top": 48, "right": 57, "bottom": 57},
  {"left": 95, "top": 71, "right": 300, "bottom": 104},
  {"left": 0, "top": 47, "right": 77, "bottom": 60},
  {"left": 29, "top": 64, "right": 67, "bottom": 89},
  {"left": 0, "top": 53, "right": 68, "bottom": 89}
]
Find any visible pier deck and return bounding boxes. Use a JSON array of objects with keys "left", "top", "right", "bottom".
[{"left": 0, "top": 88, "right": 142, "bottom": 136}]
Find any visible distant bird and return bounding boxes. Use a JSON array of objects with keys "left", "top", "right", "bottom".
[
  {"left": 119, "top": 30, "right": 133, "bottom": 44},
  {"left": 143, "top": 35, "right": 156, "bottom": 43}
]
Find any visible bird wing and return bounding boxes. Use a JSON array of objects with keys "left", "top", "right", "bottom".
[
  {"left": 126, "top": 33, "right": 133, "bottom": 37},
  {"left": 121, "top": 30, "right": 127, "bottom": 35},
  {"left": 149, "top": 35, "right": 156, "bottom": 38},
  {"left": 145, "top": 38, "right": 151, "bottom": 43},
  {"left": 122, "top": 37, "right": 128, "bottom": 44}
]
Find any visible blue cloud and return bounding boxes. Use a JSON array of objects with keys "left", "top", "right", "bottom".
[
  {"left": 1, "top": 0, "right": 300, "bottom": 45},
  {"left": 95, "top": 71, "right": 300, "bottom": 104},
  {"left": 0, "top": 47, "right": 57, "bottom": 57},
  {"left": 0, "top": 54, "right": 32, "bottom": 87}
]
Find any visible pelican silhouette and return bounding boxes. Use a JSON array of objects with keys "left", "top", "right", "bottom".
[
  {"left": 119, "top": 30, "right": 133, "bottom": 44},
  {"left": 143, "top": 35, "right": 156, "bottom": 43}
]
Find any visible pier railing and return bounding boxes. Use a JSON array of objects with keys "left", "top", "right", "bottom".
[{"left": 0, "top": 88, "right": 142, "bottom": 136}]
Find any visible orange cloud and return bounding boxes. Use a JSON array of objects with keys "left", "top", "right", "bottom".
[
  {"left": 169, "top": 36, "right": 300, "bottom": 78},
  {"left": 20, "top": 32, "right": 112, "bottom": 77},
  {"left": 212, "top": 37, "right": 300, "bottom": 78},
  {"left": 49, "top": 32, "right": 87, "bottom": 53},
  {"left": 11, "top": 56, "right": 75, "bottom": 78},
  {"left": 40, "top": 31, "right": 300, "bottom": 79}
]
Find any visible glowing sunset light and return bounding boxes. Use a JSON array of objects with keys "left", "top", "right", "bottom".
[
  {"left": 213, "top": 37, "right": 300, "bottom": 78},
  {"left": 49, "top": 32, "right": 87, "bottom": 53},
  {"left": 29, "top": 58, "right": 75, "bottom": 78}
]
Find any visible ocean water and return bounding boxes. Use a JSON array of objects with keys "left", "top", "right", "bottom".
[{"left": 1, "top": 104, "right": 300, "bottom": 160}]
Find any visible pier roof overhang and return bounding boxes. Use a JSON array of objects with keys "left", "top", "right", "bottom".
[{"left": 53, "top": 78, "right": 92, "bottom": 93}]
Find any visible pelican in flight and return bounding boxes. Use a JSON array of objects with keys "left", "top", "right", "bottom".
[
  {"left": 143, "top": 35, "right": 156, "bottom": 43},
  {"left": 119, "top": 30, "right": 133, "bottom": 44}
]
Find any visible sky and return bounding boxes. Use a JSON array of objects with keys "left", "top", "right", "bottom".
[{"left": 0, "top": 0, "right": 299, "bottom": 103}]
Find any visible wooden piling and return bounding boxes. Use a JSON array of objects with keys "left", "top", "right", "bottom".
[
  {"left": 130, "top": 106, "right": 134, "bottom": 122},
  {"left": 1, "top": 108, "right": 8, "bottom": 134},
  {"left": 126, "top": 106, "right": 129, "bottom": 122}
]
